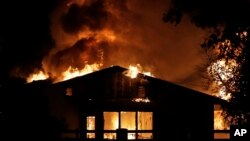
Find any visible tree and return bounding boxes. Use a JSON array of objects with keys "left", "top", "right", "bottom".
[{"left": 163, "top": 0, "right": 250, "bottom": 125}]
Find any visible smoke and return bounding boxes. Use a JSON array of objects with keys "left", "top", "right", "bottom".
[{"left": 41, "top": 0, "right": 207, "bottom": 85}]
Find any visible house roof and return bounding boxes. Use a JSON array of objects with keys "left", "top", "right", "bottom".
[{"left": 48, "top": 65, "right": 226, "bottom": 104}]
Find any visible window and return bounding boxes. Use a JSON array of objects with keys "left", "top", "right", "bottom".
[
  {"left": 103, "top": 111, "right": 153, "bottom": 140},
  {"left": 66, "top": 88, "right": 73, "bottom": 96},
  {"left": 138, "top": 86, "right": 146, "bottom": 98},
  {"left": 214, "top": 104, "right": 230, "bottom": 140},
  {"left": 121, "top": 112, "right": 136, "bottom": 130},
  {"left": 138, "top": 112, "right": 152, "bottom": 130},
  {"left": 104, "top": 112, "right": 119, "bottom": 140},
  {"left": 104, "top": 112, "right": 119, "bottom": 130},
  {"left": 86, "top": 116, "right": 95, "bottom": 139}
]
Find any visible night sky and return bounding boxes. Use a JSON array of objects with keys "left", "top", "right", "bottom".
[
  {"left": 1, "top": 1, "right": 250, "bottom": 140},
  {"left": 2, "top": 0, "right": 244, "bottom": 93},
  {"left": 0, "top": 0, "right": 59, "bottom": 83}
]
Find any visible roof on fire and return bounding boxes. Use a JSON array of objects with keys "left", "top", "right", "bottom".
[{"left": 53, "top": 65, "right": 226, "bottom": 103}]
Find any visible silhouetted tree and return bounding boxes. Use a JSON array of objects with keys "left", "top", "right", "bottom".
[{"left": 163, "top": 0, "right": 250, "bottom": 125}]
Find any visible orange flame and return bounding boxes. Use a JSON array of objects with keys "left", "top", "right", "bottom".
[
  {"left": 26, "top": 64, "right": 153, "bottom": 83},
  {"left": 61, "top": 63, "right": 102, "bottom": 81},
  {"left": 125, "top": 64, "right": 153, "bottom": 79},
  {"left": 26, "top": 71, "right": 49, "bottom": 83},
  {"left": 26, "top": 63, "right": 102, "bottom": 83},
  {"left": 77, "top": 29, "right": 116, "bottom": 42},
  {"left": 208, "top": 59, "right": 237, "bottom": 101},
  {"left": 214, "top": 108, "right": 230, "bottom": 130}
]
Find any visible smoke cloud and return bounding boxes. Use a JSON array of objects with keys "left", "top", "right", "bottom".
[
  {"left": 41, "top": 0, "right": 207, "bottom": 84},
  {"left": 0, "top": 0, "right": 210, "bottom": 92}
]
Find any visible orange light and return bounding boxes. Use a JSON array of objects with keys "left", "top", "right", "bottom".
[
  {"left": 124, "top": 64, "right": 153, "bottom": 79},
  {"left": 26, "top": 71, "right": 49, "bottom": 83},
  {"left": 61, "top": 63, "right": 101, "bottom": 81}
]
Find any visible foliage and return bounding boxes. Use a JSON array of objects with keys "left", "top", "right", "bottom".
[{"left": 163, "top": 0, "right": 250, "bottom": 125}]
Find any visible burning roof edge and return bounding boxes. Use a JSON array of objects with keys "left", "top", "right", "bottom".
[
  {"left": 51, "top": 65, "right": 226, "bottom": 103},
  {"left": 53, "top": 65, "right": 126, "bottom": 84}
]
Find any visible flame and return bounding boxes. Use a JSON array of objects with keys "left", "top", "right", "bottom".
[
  {"left": 125, "top": 64, "right": 153, "bottom": 79},
  {"left": 26, "top": 71, "right": 49, "bottom": 83},
  {"left": 208, "top": 35, "right": 244, "bottom": 131},
  {"left": 214, "top": 109, "right": 230, "bottom": 130},
  {"left": 132, "top": 97, "right": 151, "bottom": 103},
  {"left": 26, "top": 63, "right": 154, "bottom": 83},
  {"left": 208, "top": 59, "right": 237, "bottom": 101},
  {"left": 61, "top": 63, "right": 102, "bottom": 81},
  {"left": 77, "top": 29, "right": 116, "bottom": 42},
  {"left": 26, "top": 63, "right": 102, "bottom": 83}
]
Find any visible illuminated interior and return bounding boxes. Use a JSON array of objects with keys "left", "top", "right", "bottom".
[
  {"left": 214, "top": 104, "right": 230, "bottom": 140},
  {"left": 138, "top": 112, "right": 153, "bottom": 130},
  {"left": 121, "top": 112, "right": 136, "bottom": 130},
  {"left": 104, "top": 112, "right": 119, "bottom": 130},
  {"left": 104, "top": 111, "right": 153, "bottom": 140},
  {"left": 86, "top": 116, "right": 95, "bottom": 139},
  {"left": 103, "top": 112, "right": 119, "bottom": 139}
]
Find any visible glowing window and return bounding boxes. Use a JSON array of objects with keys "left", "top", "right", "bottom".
[
  {"left": 138, "top": 112, "right": 153, "bottom": 130},
  {"left": 128, "top": 133, "right": 136, "bottom": 140},
  {"left": 86, "top": 116, "right": 95, "bottom": 139},
  {"left": 103, "top": 111, "right": 153, "bottom": 140},
  {"left": 87, "top": 116, "right": 95, "bottom": 130},
  {"left": 214, "top": 104, "right": 230, "bottom": 140},
  {"left": 137, "top": 133, "right": 153, "bottom": 139},
  {"left": 121, "top": 112, "right": 136, "bottom": 130},
  {"left": 87, "top": 133, "right": 95, "bottom": 139},
  {"left": 66, "top": 88, "right": 73, "bottom": 96},
  {"left": 104, "top": 112, "right": 119, "bottom": 130},
  {"left": 214, "top": 105, "right": 230, "bottom": 130},
  {"left": 104, "top": 133, "right": 116, "bottom": 140}
]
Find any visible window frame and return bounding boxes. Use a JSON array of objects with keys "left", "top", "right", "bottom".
[{"left": 103, "top": 111, "right": 153, "bottom": 140}]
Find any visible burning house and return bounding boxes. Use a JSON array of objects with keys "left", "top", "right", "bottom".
[{"left": 24, "top": 65, "right": 228, "bottom": 141}]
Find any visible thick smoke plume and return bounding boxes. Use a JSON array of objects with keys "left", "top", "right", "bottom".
[{"left": 33, "top": 0, "right": 207, "bottom": 85}]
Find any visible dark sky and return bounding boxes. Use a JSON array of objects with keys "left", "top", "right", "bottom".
[
  {"left": 0, "top": 0, "right": 210, "bottom": 92},
  {"left": 0, "top": 0, "right": 59, "bottom": 82}
]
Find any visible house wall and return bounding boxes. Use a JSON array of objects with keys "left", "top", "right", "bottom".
[
  {"left": 153, "top": 97, "right": 214, "bottom": 141},
  {"left": 43, "top": 71, "right": 218, "bottom": 141},
  {"left": 45, "top": 87, "right": 81, "bottom": 132}
]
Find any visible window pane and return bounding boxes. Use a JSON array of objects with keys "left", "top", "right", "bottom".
[
  {"left": 87, "top": 133, "right": 95, "bottom": 139},
  {"left": 138, "top": 112, "right": 153, "bottom": 130},
  {"left": 104, "top": 133, "right": 116, "bottom": 140},
  {"left": 214, "top": 133, "right": 230, "bottom": 139},
  {"left": 128, "top": 133, "right": 136, "bottom": 140},
  {"left": 121, "top": 112, "right": 136, "bottom": 130},
  {"left": 104, "top": 112, "right": 119, "bottom": 130},
  {"left": 87, "top": 116, "right": 95, "bottom": 130},
  {"left": 138, "top": 133, "right": 153, "bottom": 139},
  {"left": 61, "top": 133, "right": 79, "bottom": 138},
  {"left": 214, "top": 105, "right": 230, "bottom": 130}
]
